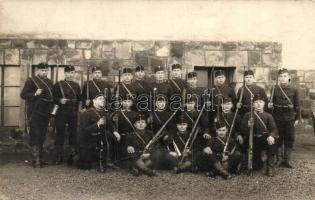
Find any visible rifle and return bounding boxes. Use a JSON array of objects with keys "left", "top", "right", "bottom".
[
  {"left": 223, "top": 66, "right": 245, "bottom": 154},
  {"left": 248, "top": 85, "right": 254, "bottom": 176},
  {"left": 24, "top": 55, "right": 32, "bottom": 136},
  {"left": 82, "top": 51, "right": 90, "bottom": 107},
  {"left": 115, "top": 70, "right": 121, "bottom": 131},
  {"left": 269, "top": 70, "right": 278, "bottom": 113},
  {"left": 143, "top": 109, "right": 179, "bottom": 153}
]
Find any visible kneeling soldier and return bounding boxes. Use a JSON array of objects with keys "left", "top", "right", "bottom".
[
  {"left": 241, "top": 95, "right": 278, "bottom": 177},
  {"left": 126, "top": 114, "right": 157, "bottom": 176},
  {"left": 76, "top": 94, "right": 120, "bottom": 172},
  {"left": 198, "top": 121, "right": 242, "bottom": 179}
]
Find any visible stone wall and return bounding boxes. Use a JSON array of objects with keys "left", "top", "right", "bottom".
[{"left": 0, "top": 38, "right": 284, "bottom": 129}]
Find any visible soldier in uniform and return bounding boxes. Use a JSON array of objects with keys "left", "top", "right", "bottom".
[
  {"left": 126, "top": 114, "right": 157, "bottom": 176},
  {"left": 20, "top": 62, "right": 54, "bottom": 168},
  {"left": 268, "top": 68, "right": 300, "bottom": 168},
  {"left": 186, "top": 71, "right": 207, "bottom": 109},
  {"left": 81, "top": 65, "right": 113, "bottom": 109},
  {"left": 118, "top": 67, "right": 138, "bottom": 111},
  {"left": 237, "top": 70, "right": 268, "bottom": 116},
  {"left": 133, "top": 65, "right": 150, "bottom": 114},
  {"left": 197, "top": 121, "right": 242, "bottom": 179},
  {"left": 149, "top": 66, "right": 173, "bottom": 108},
  {"left": 111, "top": 97, "right": 138, "bottom": 162},
  {"left": 169, "top": 64, "right": 187, "bottom": 111},
  {"left": 53, "top": 65, "right": 81, "bottom": 165},
  {"left": 76, "top": 94, "right": 119, "bottom": 172},
  {"left": 241, "top": 95, "right": 278, "bottom": 177}
]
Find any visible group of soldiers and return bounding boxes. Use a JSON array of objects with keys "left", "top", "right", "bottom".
[{"left": 20, "top": 62, "right": 300, "bottom": 179}]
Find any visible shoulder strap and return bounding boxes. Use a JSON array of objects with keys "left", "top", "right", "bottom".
[
  {"left": 136, "top": 81, "right": 145, "bottom": 91},
  {"left": 31, "top": 77, "right": 41, "bottom": 89},
  {"left": 64, "top": 80, "right": 77, "bottom": 98},
  {"left": 254, "top": 112, "right": 268, "bottom": 131},
  {"left": 121, "top": 111, "right": 146, "bottom": 145},
  {"left": 170, "top": 79, "right": 181, "bottom": 92},
  {"left": 279, "top": 85, "right": 293, "bottom": 105},
  {"left": 36, "top": 76, "right": 53, "bottom": 98},
  {"left": 185, "top": 112, "right": 195, "bottom": 124},
  {"left": 58, "top": 82, "right": 66, "bottom": 98},
  {"left": 122, "top": 83, "right": 135, "bottom": 100},
  {"left": 92, "top": 80, "right": 101, "bottom": 93}
]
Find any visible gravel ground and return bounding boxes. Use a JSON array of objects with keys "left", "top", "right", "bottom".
[{"left": 0, "top": 128, "right": 315, "bottom": 200}]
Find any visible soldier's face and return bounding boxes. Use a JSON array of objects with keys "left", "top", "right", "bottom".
[
  {"left": 279, "top": 72, "right": 290, "bottom": 84},
  {"left": 65, "top": 71, "right": 75, "bottom": 80},
  {"left": 134, "top": 120, "right": 147, "bottom": 130},
  {"left": 135, "top": 70, "right": 145, "bottom": 79},
  {"left": 37, "top": 69, "right": 49, "bottom": 77},
  {"left": 93, "top": 70, "right": 103, "bottom": 79},
  {"left": 186, "top": 101, "right": 196, "bottom": 111},
  {"left": 155, "top": 71, "right": 165, "bottom": 81},
  {"left": 172, "top": 69, "right": 182, "bottom": 78},
  {"left": 187, "top": 77, "right": 197, "bottom": 87},
  {"left": 122, "top": 73, "right": 133, "bottom": 83},
  {"left": 254, "top": 100, "right": 265, "bottom": 111},
  {"left": 217, "top": 126, "right": 228, "bottom": 138},
  {"left": 215, "top": 75, "right": 226, "bottom": 85},
  {"left": 156, "top": 100, "right": 166, "bottom": 110},
  {"left": 93, "top": 96, "right": 105, "bottom": 109},
  {"left": 245, "top": 75, "right": 255, "bottom": 85},
  {"left": 122, "top": 99, "right": 133, "bottom": 109},
  {"left": 222, "top": 102, "right": 233, "bottom": 113},
  {"left": 177, "top": 123, "right": 188, "bottom": 133}
]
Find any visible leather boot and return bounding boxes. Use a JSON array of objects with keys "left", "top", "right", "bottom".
[
  {"left": 282, "top": 147, "right": 294, "bottom": 168},
  {"left": 275, "top": 147, "right": 283, "bottom": 167},
  {"left": 67, "top": 145, "right": 76, "bottom": 166},
  {"left": 39, "top": 145, "right": 48, "bottom": 166},
  {"left": 266, "top": 155, "right": 276, "bottom": 177},
  {"left": 213, "top": 162, "right": 232, "bottom": 180},
  {"left": 32, "top": 146, "right": 41, "bottom": 168},
  {"left": 55, "top": 145, "right": 64, "bottom": 165}
]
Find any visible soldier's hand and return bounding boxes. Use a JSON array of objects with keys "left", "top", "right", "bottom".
[
  {"left": 267, "top": 136, "right": 275, "bottom": 145},
  {"left": 237, "top": 135, "right": 244, "bottom": 145},
  {"left": 248, "top": 118, "right": 254, "bottom": 127},
  {"left": 97, "top": 118, "right": 106, "bottom": 127},
  {"left": 236, "top": 102, "right": 242, "bottom": 109},
  {"left": 85, "top": 99, "right": 91, "bottom": 106},
  {"left": 113, "top": 131, "right": 121, "bottom": 142},
  {"left": 169, "top": 151, "right": 178, "bottom": 158},
  {"left": 203, "top": 133, "right": 211, "bottom": 140},
  {"left": 163, "top": 135, "right": 169, "bottom": 141},
  {"left": 183, "top": 149, "right": 191, "bottom": 155},
  {"left": 222, "top": 154, "right": 229, "bottom": 162},
  {"left": 294, "top": 120, "right": 299, "bottom": 127},
  {"left": 268, "top": 102, "right": 274, "bottom": 109},
  {"left": 206, "top": 101, "right": 212, "bottom": 107},
  {"left": 35, "top": 89, "right": 43, "bottom": 96},
  {"left": 60, "top": 98, "right": 68, "bottom": 104},
  {"left": 127, "top": 146, "right": 135, "bottom": 154},
  {"left": 203, "top": 147, "right": 212, "bottom": 155},
  {"left": 288, "top": 104, "right": 294, "bottom": 109},
  {"left": 141, "top": 153, "right": 150, "bottom": 159}
]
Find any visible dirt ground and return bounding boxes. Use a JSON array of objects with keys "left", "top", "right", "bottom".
[{"left": 0, "top": 127, "right": 315, "bottom": 200}]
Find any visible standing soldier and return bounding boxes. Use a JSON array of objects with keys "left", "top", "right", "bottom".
[
  {"left": 53, "top": 65, "right": 81, "bottom": 165},
  {"left": 186, "top": 71, "right": 207, "bottom": 109},
  {"left": 81, "top": 65, "right": 113, "bottom": 109},
  {"left": 169, "top": 64, "right": 187, "bottom": 111},
  {"left": 237, "top": 70, "right": 268, "bottom": 117},
  {"left": 268, "top": 68, "right": 300, "bottom": 168},
  {"left": 76, "top": 94, "right": 119, "bottom": 172},
  {"left": 150, "top": 66, "right": 173, "bottom": 108},
  {"left": 118, "top": 67, "right": 138, "bottom": 110},
  {"left": 134, "top": 65, "right": 150, "bottom": 113},
  {"left": 20, "top": 62, "right": 54, "bottom": 168},
  {"left": 241, "top": 95, "right": 278, "bottom": 177}
]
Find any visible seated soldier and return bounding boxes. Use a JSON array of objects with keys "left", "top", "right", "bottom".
[
  {"left": 196, "top": 121, "right": 242, "bottom": 180},
  {"left": 126, "top": 114, "right": 157, "bottom": 177},
  {"left": 241, "top": 95, "right": 278, "bottom": 177},
  {"left": 76, "top": 94, "right": 120, "bottom": 172}
]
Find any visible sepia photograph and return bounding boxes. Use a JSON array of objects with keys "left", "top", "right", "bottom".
[{"left": 0, "top": 0, "right": 315, "bottom": 200}]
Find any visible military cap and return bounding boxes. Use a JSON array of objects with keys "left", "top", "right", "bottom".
[
  {"left": 187, "top": 72, "right": 197, "bottom": 79},
  {"left": 64, "top": 65, "right": 75, "bottom": 73},
  {"left": 133, "top": 113, "right": 146, "bottom": 123},
  {"left": 176, "top": 113, "right": 188, "bottom": 124},
  {"left": 222, "top": 96, "right": 232, "bottom": 104},
  {"left": 171, "top": 63, "right": 182, "bottom": 70},
  {"left": 135, "top": 65, "right": 145, "bottom": 72},
  {"left": 37, "top": 62, "right": 49, "bottom": 69},
  {"left": 153, "top": 65, "right": 164, "bottom": 73},
  {"left": 122, "top": 67, "right": 133, "bottom": 74},
  {"left": 92, "top": 65, "right": 102, "bottom": 73},
  {"left": 215, "top": 120, "right": 228, "bottom": 130},
  {"left": 214, "top": 70, "right": 225, "bottom": 77},
  {"left": 244, "top": 70, "right": 255, "bottom": 76},
  {"left": 278, "top": 68, "right": 289, "bottom": 75},
  {"left": 253, "top": 94, "right": 265, "bottom": 102},
  {"left": 92, "top": 93, "right": 106, "bottom": 100}
]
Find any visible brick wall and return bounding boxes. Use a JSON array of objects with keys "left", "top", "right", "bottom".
[{"left": 0, "top": 39, "right": 283, "bottom": 128}]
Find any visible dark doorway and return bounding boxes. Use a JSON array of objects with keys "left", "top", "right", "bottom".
[{"left": 194, "top": 66, "right": 236, "bottom": 88}]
